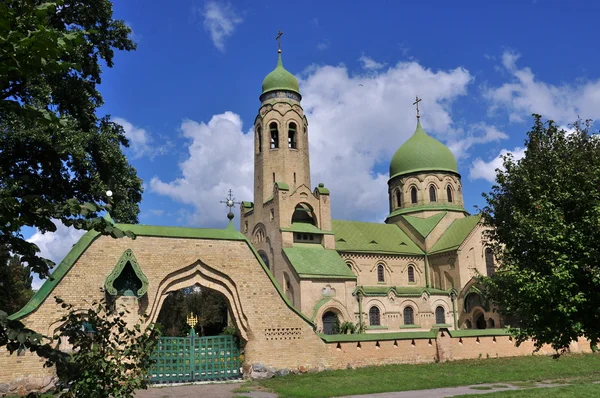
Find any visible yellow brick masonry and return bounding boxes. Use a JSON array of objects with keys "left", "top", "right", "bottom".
[{"left": 0, "top": 233, "right": 594, "bottom": 393}]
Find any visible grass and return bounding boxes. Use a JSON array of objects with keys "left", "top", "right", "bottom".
[
  {"left": 258, "top": 353, "right": 600, "bottom": 397},
  {"left": 456, "top": 382, "right": 600, "bottom": 397}
]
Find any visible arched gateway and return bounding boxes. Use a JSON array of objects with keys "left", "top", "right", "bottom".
[{"left": 0, "top": 222, "right": 330, "bottom": 386}]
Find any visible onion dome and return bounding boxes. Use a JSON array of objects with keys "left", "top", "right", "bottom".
[
  {"left": 261, "top": 53, "right": 300, "bottom": 95},
  {"left": 389, "top": 120, "right": 458, "bottom": 179}
]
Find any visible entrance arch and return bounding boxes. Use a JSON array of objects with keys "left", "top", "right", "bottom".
[{"left": 147, "top": 260, "right": 249, "bottom": 341}]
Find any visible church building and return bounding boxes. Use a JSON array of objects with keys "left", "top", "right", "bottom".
[{"left": 240, "top": 47, "right": 500, "bottom": 334}]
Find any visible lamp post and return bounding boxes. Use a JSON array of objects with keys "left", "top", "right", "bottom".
[{"left": 450, "top": 290, "right": 458, "bottom": 330}]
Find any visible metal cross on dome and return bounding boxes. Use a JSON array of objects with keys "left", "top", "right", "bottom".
[
  {"left": 220, "top": 189, "right": 241, "bottom": 220},
  {"left": 413, "top": 96, "right": 422, "bottom": 119},
  {"left": 276, "top": 30, "right": 283, "bottom": 52}
]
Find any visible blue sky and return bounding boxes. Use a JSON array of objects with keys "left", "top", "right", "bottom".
[{"left": 27, "top": 0, "right": 600, "bottom": 286}]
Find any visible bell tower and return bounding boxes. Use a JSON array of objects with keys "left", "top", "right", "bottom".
[{"left": 253, "top": 45, "right": 310, "bottom": 205}]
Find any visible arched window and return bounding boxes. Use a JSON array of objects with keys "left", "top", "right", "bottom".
[
  {"left": 487, "top": 318, "right": 495, "bottom": 328},
  {"left": 395, "top": 190, "right": 402, "bottom": 208},
  {"left": 291, "top": 203, "right": 316, "bottom": 226},
  {"left": 407, "top": 266, "right": 415, "bottom": 283},
  {"left": 485, "top": 248, "right": 495, "bottom": 276},
  {"left": 465, "top": 293, "right": 484, "bottom": 313},
  {"left": 447, "top": 186, "right": 453, "bottom": 202},
  {"left": 435, "top": 306, "right": 446, "bottom": 324},
  {"left": 258, "top": 250, "right": 269, "bottom": 270},
  {"left": 377, "top": 264, "right": 385, "bottom": 283},
  {"left": 322, "top": 311, "right": 338, "bottom": 335},
  {"left": 369, "top": 306, "right": 380, "bottom": 326},
  {"left": 429, "top": 185, "right": 437, "bottom": 202},
  {"left": 288, "top": 122, "right": 297, "bottom": 149},
  {"left": 257, "top": 126, "right": 262, "bottom": 153},
  {"left": 410, "top": 187, "right": 418, "bottom": 204},
  {"left": 269, "top": 122, "right": 279, "bottom": 149},
  {"left": 403, "top": 306, "right": 414, "bottom": 325}
]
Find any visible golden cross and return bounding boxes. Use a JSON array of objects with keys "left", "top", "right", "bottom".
[
  {"left": 186, "top": 312, "right": 198, "bottom": 329},
  {"left": 275, "top": 30, "right": 284, "bottom": 52},
  {"left": 413, "top": 96, "right": 422, "bottom": 119}
]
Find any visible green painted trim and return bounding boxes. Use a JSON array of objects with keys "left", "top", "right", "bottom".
[
  {"left": 9, "top": 230, "right": 102, "bottom": 320},
  {"left": 104, "top": 249, "right": 149, "bottom": 297},
  {"left": 366, "top": 325, "right": 388, "bottom": 330},
  {"left": 280, "top": 224, "right": 334, "bottom": 235},
  {"left": 311, "top": 297, "right": 332, "bottom": 321},
  {"left": 318, "top": 329, "right": 437, "bottom": 343},
  {"left": 354, "top": 286, "right": 450, "bottom": 297},
  {"left": 274, "top": 181, "right": 289, "bottom": 191},
  {"left": 121, "top": 223, "right": 246, "bottom": 240},
  {"left": 297, "top": 273, "right": 356, "bottom": 280},
  {"left": 315, "top": 185, "right": 330, "bottom": 195},
  {"left": 389, "top": 168, "right": 460, "bottom": 180},
  {"left": 448, "top": 328, "right": 512, "bottom": 338},
  {"left": 433, "top": 323, "right": 452, "bottom": 328},
  {"left": 387, "top": 205, "right": 468, "bottom": 219},
  {"left": 241, "top": 201, "right": 254, "bottom": 209},
  {"left": 399, "top": 325, "right": 421, "bottom": 329}
]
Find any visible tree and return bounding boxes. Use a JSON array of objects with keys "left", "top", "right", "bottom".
[
  {"left": 0, "top": 0, "right": 142, "bottom": 280},
  {"left": 481, "top": 114, "right": 600, "bottom": 352},
  {"left": 0, "top": 297, "right": 159, "bottom": 397},
  {"left": 0, "top": 247, "right": 34, "bottom": 315}
]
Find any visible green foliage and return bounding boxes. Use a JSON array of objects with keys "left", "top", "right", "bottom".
[
  {"left": 0, "top": 247, "right": 34, "bottom": 314},
  {"left": 480, "top": 114, "right": 600, "bottom": 352},
  {"left": 156, "top": 287, "right": 228, "bottom": 337},
  {"left": 50, "top": 297, "right": 159, "bottom": 398},
  {"left": 0, "top": 0, "right": 142, "bottom": 280},
  {"left": 338, "top": 321, "right": 355, "bottom": 334}
]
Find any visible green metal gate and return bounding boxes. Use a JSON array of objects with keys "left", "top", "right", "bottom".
[{"left": 149, "top": 333, "right": 241, "bottom": 383}]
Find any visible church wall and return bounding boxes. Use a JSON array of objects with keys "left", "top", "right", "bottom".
[{"left": 341, "top": 254, "right": 426, "bottom": 288}]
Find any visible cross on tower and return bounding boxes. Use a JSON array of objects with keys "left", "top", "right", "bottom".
[
  {"left": 275, "top": 30, "right": 284, "bottom": 53},
  {"left": 220, "top": 189, "right": 241, "bottom": 221},
  {"left": 413, "top": 96, "right": 422, "bottom": 119}
]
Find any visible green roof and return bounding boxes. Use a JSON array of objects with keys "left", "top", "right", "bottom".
[
  {"left": 261, "top": 53, "right": 300, "bottom": 96},
  {"left": 332, "top": 220, "right": 423, "bottom": 255},
  {"left": 387, "top": 204, "right": 467, "bottom": 218},
  {"left": 283, "top": 246, "right": 356, "bottom": 279},
  {"left": 389, "top": 121, "right": 458, "bottom": 179},
  {"left": 402, "top": 212, "right": 446, "bottom": 238},
  {"left": 281, "top": 222, "right": 334, "bottom": 235},
  {"left": 355, "top": 286, "right": 450, "bottom": 297},
  {"left": 429, "top": 215, "right": 481, "bottom": 254},
  {"left": 315, "top": 183, "right": 330, "bottom": 195}
]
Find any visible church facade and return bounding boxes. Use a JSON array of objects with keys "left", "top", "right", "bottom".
[{"left": 240, "top": 48, "right": 501, "bottom": 335}]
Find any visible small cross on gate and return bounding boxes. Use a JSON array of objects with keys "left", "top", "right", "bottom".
[
  {"left": 413, "top": 96, "right": 422, "bottom": 119},
  {"left": 275, "top": 30, "right": 284, "bottom": 52},
  {"left": 220, "top": 189, "right": 241, "bottom": 220}
]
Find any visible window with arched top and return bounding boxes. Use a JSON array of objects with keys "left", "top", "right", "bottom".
[
  {"left": 485, "top": 248, "right": 495, "bottom": 276},
  {"left": 395, "top": 190, "right": 402, "bottom": 208},
  {"left": 369, "top": 306, "right": 381, "bottom": 326},
  {"left": 407, "top": 266, "right": 415, "bottom": 283},
  {"left": 465, "top": 293, "right": 484, "bottom": 313},
  {"left": 377, "top": 264, "right": 385, "bottom": 283},
  {"left": 269, "top": 122, "right": 279, "bottom": 149},
  {"left": 410, "top": 187, "right": 418, "bottom": 204},
  {"left": 447, "top": 186, "right": 453, "bottom": 202},
  {"left": 403, "top": 306, "right": 414, "bottom": 325},
  {"left": 257, "top": 126, "right": 262, "bottom": 153},
  {"left": 429, "top": 185, "right": 437, "bottom": 202},
  {"left": 288, "top": 122, "right": 297, "bottom": 149},
  {"left": 291, "top": 203, "right": 317, "bottom": 226},
  {"left": 435, "top": 306, "right": 446, "bottom": 324}
]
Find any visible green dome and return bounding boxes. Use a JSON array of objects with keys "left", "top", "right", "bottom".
[
  {"left": 389, "top": 121, "right": 458, "bottom": 178},
  {"left": 261, "top": 53, "right": 300, "bottom": 95}
]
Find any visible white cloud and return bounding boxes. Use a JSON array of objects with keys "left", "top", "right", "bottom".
[
  {"left": 27, "top": 220, "right": 86, "bottom": 289},
  {"left": 359, "top": 55, "right": 386, "bottom": 70},
  {"left": 113, "top": 117, "right": 169, "bottom": 159},
  {"left": 447, "top": 124, "right": 509, "bottom": 159},
  {"left": 202, "top": 1, "right": 242, "bottom": 52},
  {"left": 151, "top": 59, "right": 474, "bottom": 225},
  {"left": 150, "top": 112, "right": 253, "bottom": 227},
  {"left": 469, "top": 147, "right": 526, "bottom": 182},
  {"left": 486, "top": 51, "right": 600, "bottom": 124},
  {"left": 317, "top": 40, "right": 330, "bottom": 51}
]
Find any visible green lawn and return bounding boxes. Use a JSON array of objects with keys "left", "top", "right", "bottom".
[
  {"left": 459, "top": 382, "right": 600, "bottom": 397},
  {"left": 257, "top": 353, "right": 600, "bottom": 397}
]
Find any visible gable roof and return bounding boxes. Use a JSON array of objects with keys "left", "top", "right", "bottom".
[
  {"left": 283, "top": 245, "right": 356, "bottom": 279},
  {"left": 429, "top": 215, "right": 482, "bottom": 254},
  {"left": 401, "top": 212, "right": 446, "bottom": 238},
  {"left": 331, "top": 220, "right": 423, "bottom": 255}
]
